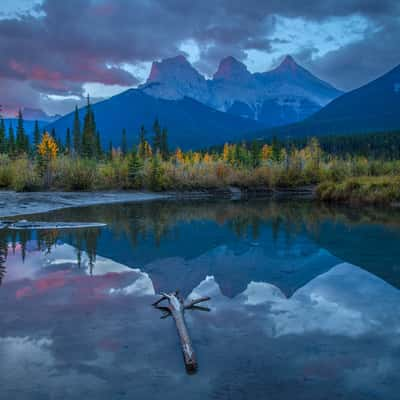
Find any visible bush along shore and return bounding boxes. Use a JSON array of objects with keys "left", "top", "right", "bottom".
[{"left": 1, "top": 104, "right": 400, "bottom": 205}]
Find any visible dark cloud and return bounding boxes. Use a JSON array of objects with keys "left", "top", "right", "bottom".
[
  {"left": 298, "top": 15, "right": 400, "bottom": 90},
  {"left": 0, "top": 0, "right": 399, "bottom": 113}
]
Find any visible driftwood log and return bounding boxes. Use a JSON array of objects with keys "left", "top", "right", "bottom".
[{"left": 153, "top": 291, "right": 210, "bottom": 373}]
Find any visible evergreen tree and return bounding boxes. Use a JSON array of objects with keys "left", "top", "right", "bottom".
[
  {"left": 81, "top": 95, "right": 97, "bottom": 158},
  {"left": 160, "top": 127, "right": 169, "bottom": 160},
  {"left": 149, "top": 151, "right": 164, "bottom": 191},
  {"left": 8, "top": 124, "right": 15, "bottom": 156},
  {"left": 65, "top": 128, "right": 71, "bottom": 154},
  {"left": 96, "top": 131, "right": 102, "bottom": 158},
  {"left": 108, "top": 141, "right": 113, "bottom": 160},
  {"left": 250, "top": 140, "right": 261, "bottom": 168},
  {"left": 152, "top": 118, "right": 161, "bottom": 153},
  {"left": 33, "top": 120, "right": 41, "bottom": 150},
  {"left": 73, "top": 105, "right": 81, "bottom": 155},
  {"left": 138, "top": 125, "right": 147, "bottom": 159},
  {"left": 0, "top": 117, "right": 6, "bottom": 154},
  {"left": 16, "top": 110, "right": 26, "bottom": 154},
  {"left": 127, "top": 147, "right": 143, "bottom": 188},
  {"left": 271, "top": 136, "right": 281, "bottom": 162},
  {"left": 121, "top": 128, "right": 128, "bottom": 156}
]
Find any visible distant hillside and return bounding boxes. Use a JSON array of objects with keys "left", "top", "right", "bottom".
[
  {"left": 3, "top": 119, "right": 47, "bottom": 136},
  {"left": 2, "top": 107, "right": 60, "bottom": 122},
  {"left": 256, "top": 63, "right": 400, "bottom": 139},
  {"left": 46, "top": 89, "right": 263, "bottom": 150}
]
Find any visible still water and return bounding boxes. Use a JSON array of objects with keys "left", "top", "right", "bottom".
[{"left": 1, "top": 199, "right": 400, "bottom": 399}]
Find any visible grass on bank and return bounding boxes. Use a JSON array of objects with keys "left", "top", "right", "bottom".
[
  {"left": 1, "top": 132, "right": 400, "bottom": 206},
  {"left": 316, "top": 176, "right": 400, "bottom": 205}
]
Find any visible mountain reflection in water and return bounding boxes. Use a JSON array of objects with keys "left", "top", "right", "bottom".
[{"left": 0, "top": 199, "right": 399, "bottom": 399}]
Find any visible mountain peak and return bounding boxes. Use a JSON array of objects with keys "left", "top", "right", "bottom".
[
  {"left": 275, "top": 55, "right": 300, "bottom": 72},
  {"left": 213, "top": 56, "right": 251, "bottom": 81},
  {"left": 146, "top": 55, "right": 200, "bottom": 83},
  {"left": 142, "top": 54, "right": 207, "bottom": 101}
]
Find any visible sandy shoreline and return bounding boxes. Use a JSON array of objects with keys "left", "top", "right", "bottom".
[{"left": 0, "top": 191, "right": 171, "bottom": 218}]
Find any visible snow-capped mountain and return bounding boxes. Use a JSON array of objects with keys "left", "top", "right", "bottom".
[
  {"left": 140, "top": 55, "right": 343, "bottom": 128},
  {"left": 142, "top": 55, "right": 209, "bottom": 104}
]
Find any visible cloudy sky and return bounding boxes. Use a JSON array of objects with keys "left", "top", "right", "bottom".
[{"left": 1, "top": 0, "right": 399, "bottom": 116}]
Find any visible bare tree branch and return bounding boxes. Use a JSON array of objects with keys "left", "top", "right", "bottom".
[{"left": 184, "top": 296, "right": 210, "bottom": 309}]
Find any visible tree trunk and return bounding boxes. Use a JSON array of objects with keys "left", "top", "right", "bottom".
[{"left": 153, "top": 292, "right": 210, "bottom": 373}]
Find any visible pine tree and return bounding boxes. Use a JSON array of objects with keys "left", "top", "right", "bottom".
[
  {"left": 33, "top": 120, "right": 41, "bottom": 150},
  {"left": 0, "top": 117, "right": 6, "bottom": 154},
  {"left": 149, "top": 151, "right": 164, "bottom": 191},
  {"left": 73, "top": 105, "right": 81, "bottom": 156},
  {"left": 16, "top": 110, "right": 26, "bottom": 154},
  {"left": 271, "top": 136, "right": 281, "bottom": 162},
  {"left": 24, "top": 134, "right": 30, "bottom": 154},
  {"left": 8, "top": 124, "right": 15, "bottom": 156},
  {"left": 108, "top": 141, "right": 113, "bottom": 160},
  {"left": 81, "top": 95, "right": 97, "bottom": 158},
  {"left": 127, "top": 147, "right": 143, "bottom": 188},
  {"left": 152, "top": 118, "right": 161, "bottom": 153},
  {"left": 138, "top": 125, "right": 147, "bottom": 159},
  {"left": 160, "top": 127, "right": 169, "bottom": 160},
  {"left": 96, "top": 131, "right": 102, "bottom": 159},
  {"left": 121, "top": 128, "right": 127, "bottom": 156},
  {"left": 250, "top": 140, "right": 261, "bottom": 168},
  {"left": 65, "top": 128, "right": 71, "bottom": 154}
]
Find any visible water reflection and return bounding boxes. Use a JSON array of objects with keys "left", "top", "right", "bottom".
[
  {"left": 1, "top": 200, "right": 400, "bottom": 399},
  {"left": 7, "top": 199, "right": 400, "bottom": 292}
]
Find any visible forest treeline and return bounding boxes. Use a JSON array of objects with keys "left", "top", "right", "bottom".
[{"left": 1, "top": 99, "right": 400, "bottom": 204}]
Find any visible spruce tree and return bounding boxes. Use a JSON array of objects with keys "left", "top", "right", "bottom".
[
  {"left": 73, "top": 105, "right": 81, "bottom": 156},
  {"left": 127, "top": 147, "right": 143, "bottom": 188},
  {"left": 65, "top": 128, "right": 71, "bottom": 154},
  {"left": 0, "top": 117, "right": 6, "bottom": 154},
  {"left": 96, "top": 131, "right": 102, "bottom": 159},
  {"left": 108, "top": 141, "right": 113, "bottom": 160},
  {"left": 160, "top": 127, "right": 169, "bottom": 160},
  {"left": 138, "top": 125, "right": 147, "bottom": 159},
  {"left": 149, "top": 151, "right": 164, "bottom": 191},
  {"left": 16, "top": 110, "right": 26, "bottom": 154},
  {"left": 8, "top": 124, "right": 15, "bottom": 156},
  {"left": 152, "top": 118, "right": 161, "bottom": 153},
  {"left": 81, "top": 96, "right": 96, "bottom": 158},
  {"left": 24, "top": 134, "right": 30, "bottom": 154},
  {"left": 33, "top": 120, "right": 41, "bottom": 150},
  {"left": 250, "top": 140, "right": 261, "bottom": 168},
  {"left": 271, "top": 136, "right": 281, "bottom": 162},
  {"left": 121, "top": 128, "right": 127, "bottom": 156}
]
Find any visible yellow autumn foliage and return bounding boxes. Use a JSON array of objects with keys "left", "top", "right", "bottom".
[{"left": 37, "top": 133, "right": 58, "bottom": 160}]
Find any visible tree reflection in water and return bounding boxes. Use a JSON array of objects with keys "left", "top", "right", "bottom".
[{"left": 2, "top": 199, "right": 400, "bottom": 289}]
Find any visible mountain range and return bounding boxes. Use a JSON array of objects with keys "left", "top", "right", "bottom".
[
  {"left": 47, "top": 55, "right": 343, "bottom": 149},
  {"left": 257, "top": 63, "right": 400, "bottom": 139},
  {"left": 140, "top": 54, "right": 342, "bottom": 127}
]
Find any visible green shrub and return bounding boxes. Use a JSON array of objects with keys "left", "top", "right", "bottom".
[
  {"left": 0, "top": 154, "right": 13, "bottom": 188},
  {"left": 11, "top": 157, "right": 40, "bottom": 191},
  {"left": 55, "top": 157, "right": 97, "bottom": 190}
]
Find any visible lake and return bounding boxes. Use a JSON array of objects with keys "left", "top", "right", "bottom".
[{"left": 1, "top": 199, "right": 400, "bottom": 399}]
